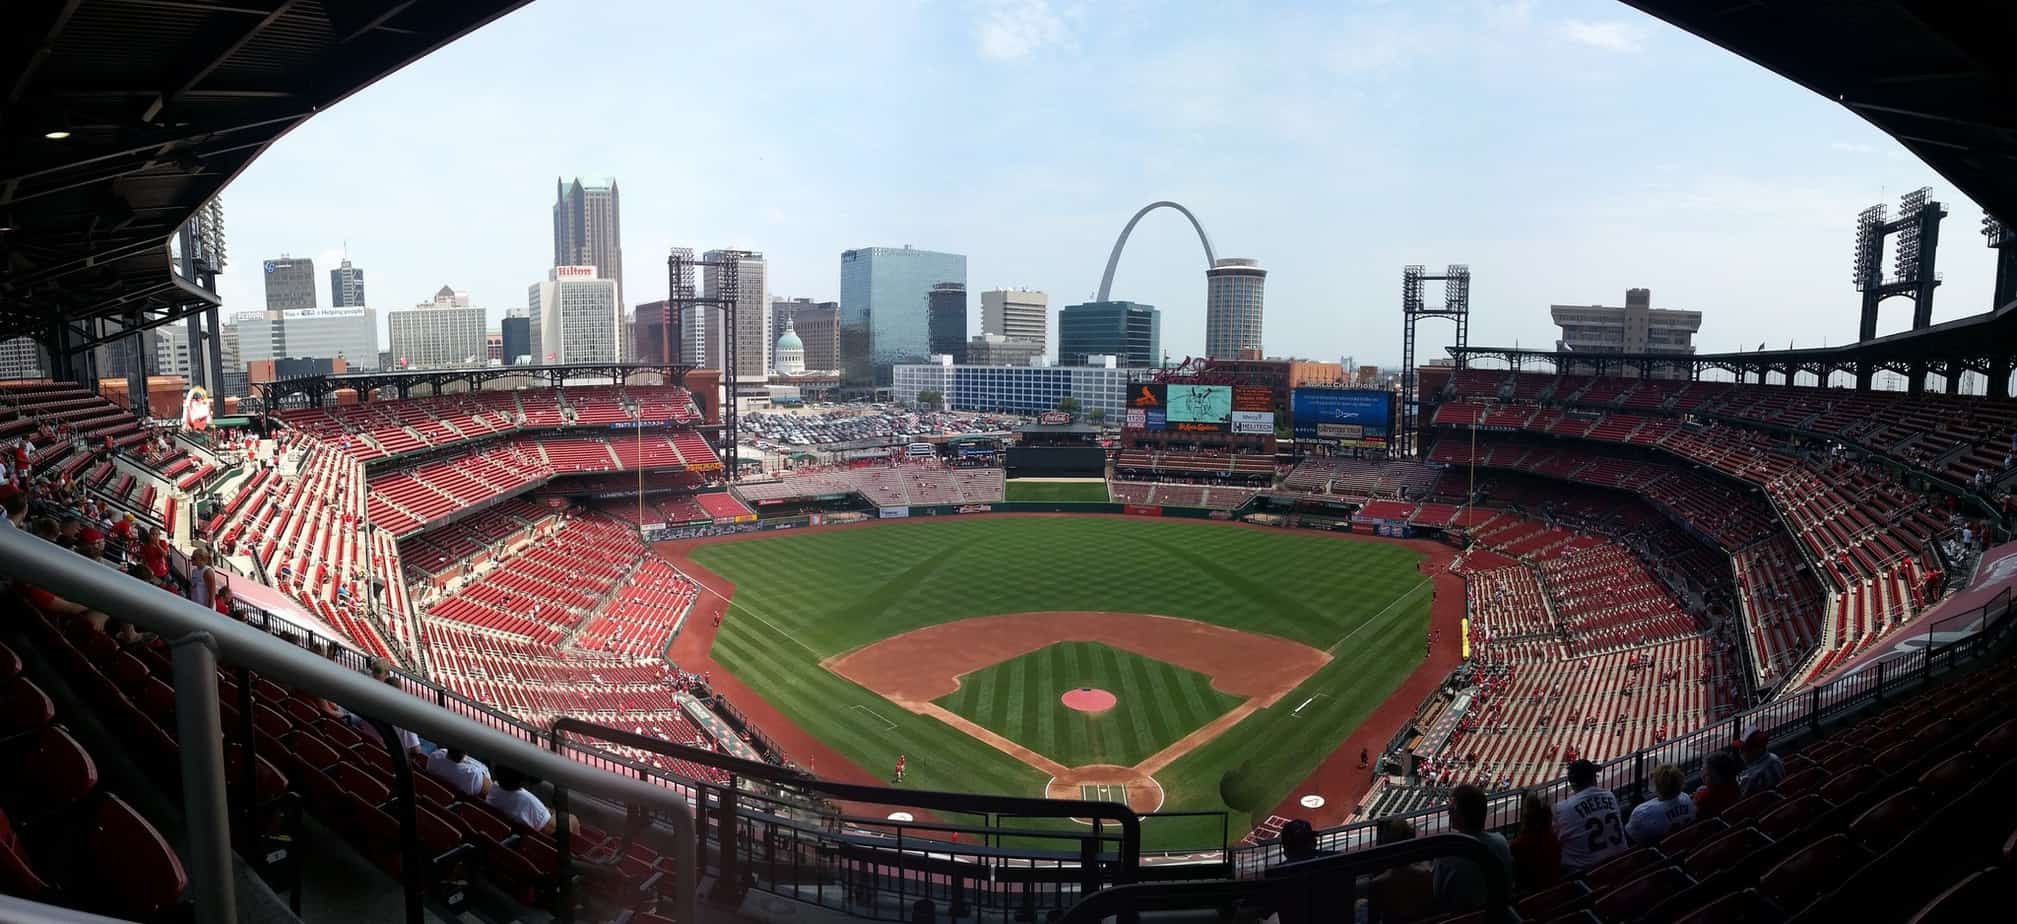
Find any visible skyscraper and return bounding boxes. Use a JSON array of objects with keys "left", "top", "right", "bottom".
[
  {"left": 262, "top": 255, "right": 317, "bottom": 311},
  {"left": 0, "top": 338, "right": 46, "bottom": 380},
  {"left": 553, "top": 178, "right": 624, "bottom": 305},
  {"left": 1060, "top": 300, "right": 1161, "bottom": 368},
  {"left": 981, "top": 289, "right": 1048, "bottom": 345},
  {"left": 501, "top": 310, "right": 531, "bottom": 365},
  {"left": 839, "top": 245, "right": 967, "bottom": 386},
  {"left": 388, "top": 286, "right": 485, "bottom": 368},
  {"left": 1551, "top": 288, "right": 1701, "bottom": 378},
  {"left": 791, "top": 301, "right": 840, "bottom": 372},
  {"left": 1205, "top": 257, "right": 1265, "bottom": 360},
  {"left": 329, "top": 258, "right": 366, "bottom": 308},
  {"left": 631, "top": 300, "right": 672, "bottom": 364},
  {"left": 706, "top": 251, "right": 769, "bottom": 389},
  {"left": 528, "top": 266, "right": 620, "bottom": 364},
  {"left": 928, "top": 283, "right": 968, "bottom": 364}
]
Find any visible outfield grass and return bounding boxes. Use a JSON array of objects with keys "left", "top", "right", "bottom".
[
  {"left": 690, "top": 516, "right": 1430, "bottom": 849},
  {"left": 1004, "top": 480, "right": 1112, "bottom": 503},
  {"left": 935, "top": 641, "right": 1245, "bottom": 768}
]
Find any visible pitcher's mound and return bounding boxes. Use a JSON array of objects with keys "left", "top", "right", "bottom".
[{"left": 1061, "top": 687, "right": 1117, "bottom": 712}]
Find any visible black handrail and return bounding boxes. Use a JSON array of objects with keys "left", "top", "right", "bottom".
[{"left": 1061, "top": 833, "right": 1511, "bottom": 923}]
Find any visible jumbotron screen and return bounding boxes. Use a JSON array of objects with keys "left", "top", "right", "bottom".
[
  {"left": 1291, "top": 388, "right": 1393, "bottom": 447},
  {"left": 1123, "top": 383, "right": 1274, "bottom": 434}
]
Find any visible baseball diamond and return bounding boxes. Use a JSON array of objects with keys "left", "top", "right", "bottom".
[{"left": 668, "top": 515, "right": 1440, "bottom": 849}]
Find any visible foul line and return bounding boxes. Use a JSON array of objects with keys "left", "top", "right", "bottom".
[
  {"left": 690, "top": 578, "right": 824, "bottom": 661},
  {"left": 851, "top": 703, "right": 899, "bottom": 730},
  {"left": 1328, "top": 577, "right": 1433, "bottom": 655}
]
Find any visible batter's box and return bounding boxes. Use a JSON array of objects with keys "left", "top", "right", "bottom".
[
  {"left": 851, "top": 703, "right": 899, "bottom": 730},
  {"left": 1080, "top": 783, "right": 1129, "bottom": 804}
]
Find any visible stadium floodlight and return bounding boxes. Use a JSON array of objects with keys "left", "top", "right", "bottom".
[
  {"left": 1894, "top": 187, "right": 1931, "bottom": 282},
  {"left": 1852, "top": 203, "right": 1886, "bottom": 290},
  {"left": 1984, "top": 213, "right": 2009, "bottom": 246}
]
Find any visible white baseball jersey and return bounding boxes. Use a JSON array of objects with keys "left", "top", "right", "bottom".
[{"left": 1554, "top": 786, "right": 1627, "bottom": 873}]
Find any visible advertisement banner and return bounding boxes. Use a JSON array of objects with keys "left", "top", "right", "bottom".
[
  {"left": 1122, "top": 504, "right": 1164, "bottom": 517},
  {"left": 1126, "top": 383, "right": 1166, "bottom": 409},
  {"left": 956, "top": 504, "right": 993, "bottom": 515},
  {"left": 878, "top": 506, "right": 910, "bottom": 519},
  {"left": 1125, "top": 408, "right": 1147, "bottom": 429},
  {"left": 1292, "top": 388, "right": 1393, "bottom": 447},
  {"left": 1144, "top": 409, "right": 1166, "bottom": 431},
  {"left": 1230, "top": 410, "right": 1274, "bottom": 435},
  {"left": 1232, "top": 385, "right": 1274, "bottom": 412}
]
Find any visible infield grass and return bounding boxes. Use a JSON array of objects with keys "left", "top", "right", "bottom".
[
  {"left": 936, "top": 641, "right": 1244, "bottom": 768},
  {"left": 1004, "top": 480, "right": 1113, "bottom": 503},
  {"left": 689, "top": 516, "right": 1430, "bottom": 850}
]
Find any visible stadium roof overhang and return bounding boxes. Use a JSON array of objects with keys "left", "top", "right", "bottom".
[
  {"left": 0, "top": 1, "right": 532, "bottom": 345},
  {"left": 258, "top": 362, "right": 698, "bottom": 405},
  {"left": 1621, "top": 1, "right": 2017, "bottom": 226},
  {"left": 1452, "top": 297, "right": 2017, "bottom": 381}
]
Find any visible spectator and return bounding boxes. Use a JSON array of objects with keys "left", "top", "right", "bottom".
[
  {"left": 1693, "top": 751, "right": 1743, "bottom": 820},
  {"left": 425, "top": 748, "right": 493, "bottom": 798},
  {"left": 1279, "top": 818, "right": 1327, "bottom": 863},
  {"left": 1553, "top": 759, "right": 1626, "bottom": 876},
  {"left": 487, "top": 766, "right": 556, "bottom": 834},
  {"left": 1363, "top": 818, "right": 1436, "bottom": 924},
  {"left": 0, "top": 485, "right": 25, "bottom": 528},
  {"left": 909, "top": 897, "right": 937, "bottom": 924},
  {"left": 1625, "top": 764, "right": 1694, "bottom": 847},
  {"left": 1736, "top": 727, "right": 1784, "bottom": 797},
  {"left": 1433, "top": 784, "right": 1514, "bottom": 916},
  {"left": 1508, "top": 791, "right": 1561, "bottom": 892},
  {"left": 76, "top": 526, "right": 110, "bottom": 566},
  {"left": 54, "top": 515, "right": 81, "bottom": 549},
  {"left": 188, "top": 547, "right": 224, "bottom": 609}
]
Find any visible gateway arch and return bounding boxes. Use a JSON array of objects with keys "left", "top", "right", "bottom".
[{"left": 1096, "top": 201, "right": 1218, "bottom": 302}]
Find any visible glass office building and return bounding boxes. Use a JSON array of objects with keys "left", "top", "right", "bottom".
[
  {"left": 1059, "top": 300, "right": 1161, "bottom": 368},
  {"left": 892, "top": 359, "right": 1132, "bottom": 418},
  {"left": 839, "top": 246, "right": 966, "bottom": 386}
]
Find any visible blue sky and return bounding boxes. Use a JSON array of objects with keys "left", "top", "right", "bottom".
[{"left": 214, "top": 0, "right": 1997, "bottom": 366}]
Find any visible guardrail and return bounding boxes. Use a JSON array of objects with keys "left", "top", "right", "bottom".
[
  {"left": 0, "top": 527, "right": 698, "bottom": 924},
  {"left": 1228, "top": 582, "right": 2015, "bottom": 874}
]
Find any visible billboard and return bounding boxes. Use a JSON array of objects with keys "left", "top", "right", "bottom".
[
  {"left": 1165, "top": 384, "right": 1230, "bottom": 432},
  {"left": 1126, "top": 383, "right": 1166, "bottom": 409},
  {"left": 1292, "top": 388, "right": 1393, "bottom": 447},
  {"left": 1230, "top": 411, "right": 1274, "bottom": 435}
]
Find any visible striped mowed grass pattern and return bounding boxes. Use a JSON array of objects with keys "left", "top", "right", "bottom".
[
  {"left": 935, "top": 642, "right": 1244, "bottom": 768},
  {"left": 691, "top": 517, "right": 1430, "bottom": 848}
]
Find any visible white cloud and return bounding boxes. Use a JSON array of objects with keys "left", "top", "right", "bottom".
[
  {"left": 977, "top": 0, "right": 1068, "bottom": 61},
  {"left": 1558, "top": 19, "right": 1646, "bottom": 53}
]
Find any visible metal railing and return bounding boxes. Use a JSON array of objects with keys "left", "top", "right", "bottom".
[
  {"left": 0, "top": 527, "right": 697, "bottom": 924},
  {"left": 1228, "top": 583, "right": 2015, "bottom": 873}
]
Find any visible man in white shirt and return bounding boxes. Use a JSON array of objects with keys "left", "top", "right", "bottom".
[
  {"left": 425, "top": 748, "right": 492, "bottom": 798},
  {"left": 486, "top": 766, "right": 555, "bottom": 834},
  {"left": 1626, "top": 764, "right": 1695, "bottom": 847},
  {"left": 1553, "top": 759, "right": 1627, "bottom": 875}
]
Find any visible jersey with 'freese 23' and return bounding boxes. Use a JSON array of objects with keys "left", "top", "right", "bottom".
[{"left": 1553, "top": 786, "right": 1627, "bottom": 872}]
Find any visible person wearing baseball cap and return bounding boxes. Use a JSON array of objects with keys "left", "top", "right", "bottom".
[
  {"left": 1552, "top": 758, "right": 1626, "bottom": 876},
  {"left": 1735, "top": 725, "right": 1784, "bottom": 797}
]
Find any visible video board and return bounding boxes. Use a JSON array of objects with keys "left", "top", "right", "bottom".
[
  {"left": 1123, "top": 383, "right": 1275, "bottom": 434},
  {"left": 1292, "top": 388, "right": 1393, "bottom": 447}
]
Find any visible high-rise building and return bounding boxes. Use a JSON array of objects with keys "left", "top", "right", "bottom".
[
  {"left": 217, "top": 322, "right": 246, "bottom": 397},
  {"left": 271, "top": 308, "right": 378, "bottom": 369},
  {"left": 0, "top": 338, "right": 46, "bottom": 380},
  {"left": 501, "top": 310, "right": 531, "bottom": 365},
  {"left": 329, "top": 258, "right": 366, "bottom": 308},
  {"left": 839, "top": 245, "right": 967, "bottom": 386},
  {"left": 705, "top": 250, "right": 769, "bottom": 391},
  {"left": 1551, "top": 288, "right": 1702, "bottom": 378},
  {"left": 1205, "top": 258, "right": 1265, "bottom": 360},
  {"left": 388, "top": 286, "right": 485, "bottom": 368},
  {"left": 792, "top": 301, "right": 840, "bottom": 372},
  {"left": 1059, "top": 300, "right": 1162, "bottom": 368},
  {"left": 486, "top": 332, "right": 502, "bottom": 364},
  {"left": 981, "top": 289, "right": 1048, "bottom": 345},
  {"left": 928, "top": 283, "right": 968, "bottom": 364},
  {"left": 893, "top": 356, "right": 1132, "bottom": 418},
  {"left": 965, "top": 333, "right": 1044, "bottom": 367},
  {"left": 631, "top": 300, "right": 672, "bottom": 364},
  {"left": 152, "top": 325, "right": 193, "bottom": 379},
  {"left": 262, "top": 256, "right": 317, "bottom": 311},
  {"left": 553, "top": 177, "right": 623, "bottom": 304},
  {"left": 528, "top": 266, "right": 621, "bottom": 364}
]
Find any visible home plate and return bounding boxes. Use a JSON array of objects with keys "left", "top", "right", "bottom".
[
  {"left": 888, "top": 811, "right": 915, "bottom": 822},
  {"left": 1299, "top": 795, "right": 1325, "bottom": 809}
]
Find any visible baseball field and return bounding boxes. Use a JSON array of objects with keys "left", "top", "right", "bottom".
[
  {"left": 1003, "top": 480, "right": 1112, "bottom": 503},
  {"left": 686, "top": 516, "right": 1433, "bottom": 849}
]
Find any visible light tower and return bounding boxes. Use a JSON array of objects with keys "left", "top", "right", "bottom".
[
  {"left": 1399, "top": 264, "right": 1470, "bottom": 458},
  {"left": 1851, "top": 187, "right": 1944, "bottom": 391}
]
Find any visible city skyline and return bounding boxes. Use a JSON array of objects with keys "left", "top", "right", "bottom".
[{"left": 209, "top": 0, "right": 1998, "bottom": 368}]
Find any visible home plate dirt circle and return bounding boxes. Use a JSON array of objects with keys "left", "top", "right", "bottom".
[
  {"left": 1046, "top": 765, "right": 1165, "bottom": 820},
  {"left": 1060, "top": 687, "right": 1117, "bottom": 713}
]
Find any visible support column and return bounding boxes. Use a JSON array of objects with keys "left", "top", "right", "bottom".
[
  {"left": 1945, "top": 364, "right": 1962, "bottom": 396},
  {"left": 126, "top": 312, "right": 149, "bottom": 420},
  {"left": 205, "top": 306, "right": 225, "bottom": 415},
  {"left": 1991, "top": 357, "right": 2012, "bottom": 400},
  {"left": 186, "top": 312, "right": 208, "bottom": 391}
]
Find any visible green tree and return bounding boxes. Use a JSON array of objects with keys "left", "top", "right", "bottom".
[
  {"left": 916, "top": 389, "right": 944, "bottom": 411},
  {"left": 1087, "top": 406, "right": 1106, "bottom": 424},
  {"left": 1056, "top": 396, "right": 1081, "bottom": 415}
]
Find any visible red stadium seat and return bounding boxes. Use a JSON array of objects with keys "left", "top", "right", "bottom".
[
  {"left": 1758, "top": 834, "right": 1864, "bottom": 915},
  {"left": 80, "top": 795, "right": 188, "bottom": 916}
]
